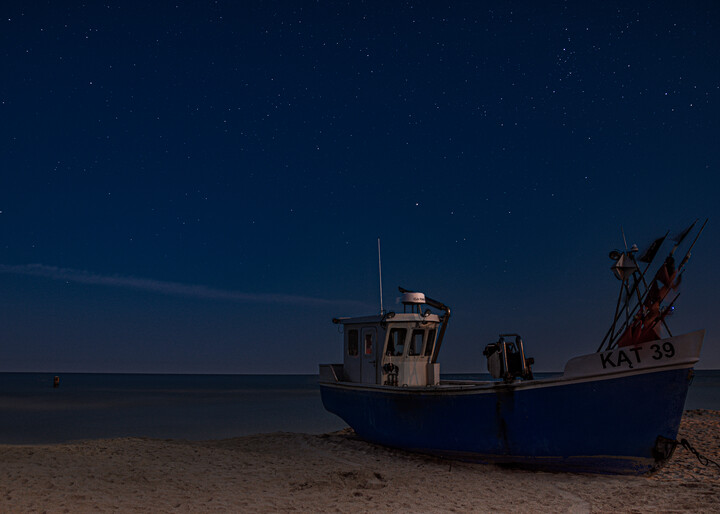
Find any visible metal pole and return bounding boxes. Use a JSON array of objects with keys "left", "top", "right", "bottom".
[
  {"left": 598, "top": 283, "right": 626, "bottom": 352},
  {"left": 377, "top": 238, "right": 384, "bottom": 315},
  {"left": 678, "top": 218, "right": 708, "bottom": 268}
]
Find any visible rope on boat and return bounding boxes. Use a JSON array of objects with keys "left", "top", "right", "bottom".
[{"left": 678, "top": 438, "right": 720, "bottom": 471}]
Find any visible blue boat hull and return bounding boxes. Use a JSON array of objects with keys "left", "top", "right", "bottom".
[{"left": 320, "top": 367, "right": 693, "bottom": 474}]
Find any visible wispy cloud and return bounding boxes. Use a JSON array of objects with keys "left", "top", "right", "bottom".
[{"left": 0, "top": 263, "right": 367, "bottom": 308}]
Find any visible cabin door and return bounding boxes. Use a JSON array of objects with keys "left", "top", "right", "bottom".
[{"left": 361, "top": 327, "right": 378, "bottom": 384}]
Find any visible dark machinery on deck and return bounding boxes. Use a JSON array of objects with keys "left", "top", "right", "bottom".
[{"left": 483, "top": 333, "right": 534, "bottom": 382}]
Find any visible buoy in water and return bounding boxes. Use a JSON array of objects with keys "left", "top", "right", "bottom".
[{"left": 53, "top": 376, "right": 60, "bottom": 388}]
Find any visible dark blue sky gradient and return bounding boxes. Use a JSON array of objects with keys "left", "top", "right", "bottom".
[{"left": 1, "top": 1, "right": 718, "bottom": 372}]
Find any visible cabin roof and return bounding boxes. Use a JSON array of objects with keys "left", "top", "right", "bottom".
[{"left": 334, "top": 313, "right": 441, "bottom": 325}]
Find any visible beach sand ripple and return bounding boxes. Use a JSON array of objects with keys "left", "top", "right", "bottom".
[{"left": 1, "top": 410, "right": 718, "bottom": 513}]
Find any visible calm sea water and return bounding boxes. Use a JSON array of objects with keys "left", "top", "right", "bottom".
[
  {"left": 1, "top": 371, "right": 718, "bottom": 444},
  {"left": 0, "top": 373, "right": 346, "bottom": 444}
]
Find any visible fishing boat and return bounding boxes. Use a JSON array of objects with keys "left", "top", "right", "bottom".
[{"left": 318, "top": 221, "right": 708, "bottom": 474}]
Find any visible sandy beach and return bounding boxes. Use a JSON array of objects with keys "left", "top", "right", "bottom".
[{"left": 1, "top": 410, "right": 718, "bottom": 513}]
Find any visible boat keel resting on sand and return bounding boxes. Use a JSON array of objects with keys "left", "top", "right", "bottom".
[{"left": 319, "top": 221, "right": 708, "bottom": 474}]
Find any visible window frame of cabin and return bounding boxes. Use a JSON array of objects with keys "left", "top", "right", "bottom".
[
  {"left": 364, "top": 332, "right": 373, "bottom": 355},
  {"left": 347, "top": 329, "right": 359, "bottom": 357},
  {"left": 424, "top": 328, "right": 437, "bottom": 357},
  {"left": 408, "top": 329, "right": 425, "bottom": 356},
  {"left": 385, "top": 327, "right": 408, "bottom": 357}
]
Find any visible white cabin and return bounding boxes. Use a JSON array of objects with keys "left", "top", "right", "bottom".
[{"left": 322, "top": 290, "right": 450, "bottom": 387}]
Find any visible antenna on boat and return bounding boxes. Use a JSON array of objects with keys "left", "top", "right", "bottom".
[
  {"left": 621, "top": 226, "right": 628, "bottom": 250},
  {"left": 377, "top": 238, "right": 384, "bottom": 315}
]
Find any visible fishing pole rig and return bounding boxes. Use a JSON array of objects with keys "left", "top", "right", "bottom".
[{"left": 598, "top": 219, "right": 708, "bottom": 353}]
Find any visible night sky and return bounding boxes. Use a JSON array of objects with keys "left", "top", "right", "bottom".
[{"left": 1, "top": 1, "right": 718, "bottom": 373}]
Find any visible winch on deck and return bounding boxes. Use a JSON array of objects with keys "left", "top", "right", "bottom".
[{"left": 483, "top": 334, "right": 535, "bottom": 382}]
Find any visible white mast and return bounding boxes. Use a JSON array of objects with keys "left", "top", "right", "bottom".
[{"left": 377, "top": 238, "right": 384, "bottom": 315}]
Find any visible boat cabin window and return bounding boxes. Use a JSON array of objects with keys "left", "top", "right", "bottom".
[
  {"left": 424, "top": 329, "right": 437, "bottom": 357},
  {"left": 364, "top": 333, "right": 373, "bottom": 355},
  {"left": 409, "top": 329, "right": 425, "bottom": 356},
  {"left": 386, "top": 328, "right": 407, "bottom": 356},
  {"left": 347, "top": 329, "right": 358, "bottom": 357}
]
